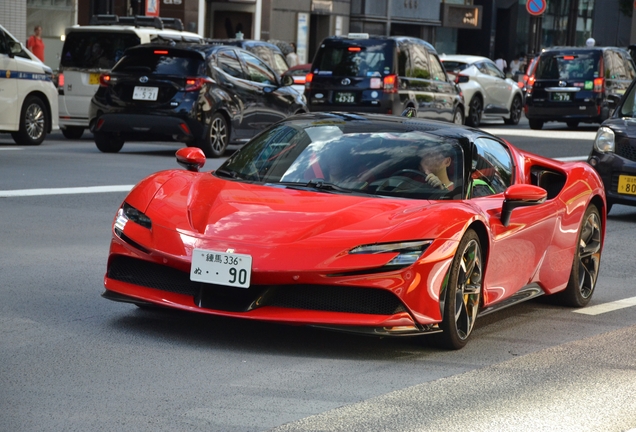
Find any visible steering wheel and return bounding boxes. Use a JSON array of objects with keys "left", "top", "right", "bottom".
[
  {"left": 391, "top": 169, "right": 430, "bottom": 183},
  {"left": 376, "top": 169, "right": 433, "bottom": 193}
]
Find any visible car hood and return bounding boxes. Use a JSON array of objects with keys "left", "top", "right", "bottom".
[
  {"left": 144, "top": 172, "right": 466, "bottom": 247},
  {"left": 603, "top": 117, "right": 636, "bottom": 134}
]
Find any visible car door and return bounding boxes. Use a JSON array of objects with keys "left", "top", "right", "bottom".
[
  {"left": 467, "top": 138, "right": 558, "bottom": 305},
  {"left": 479, "top": 61, "right": 512, "bottom": 111},
  {"left": 402, "top": 41, "right": 437, "bottom": 120},
  {"left": 428, "top": 51, "right": 456, "bottom": 122},
  {"left": 213, "top": 48, "right": 256, "bottom": 140},
  {"left": 0, "top": 28, "right": 19, "bottom": 131},
  {"left": 237, "top": 50, "right": 290, "bottom": 132}
]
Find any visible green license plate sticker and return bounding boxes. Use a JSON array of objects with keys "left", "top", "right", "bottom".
[{"left": 584, "top": 81, "right": 593, "bottom": 90}]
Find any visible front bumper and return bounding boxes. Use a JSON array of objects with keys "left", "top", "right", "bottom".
[{"left": 588, "top": 150, "right": 636, "bottom": 207}]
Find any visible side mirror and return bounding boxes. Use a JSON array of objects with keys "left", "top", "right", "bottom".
[
  {"left": 176, "top": 147, "right": 206, "bottom": 172},
  {"left": 500, "top": 184, "right": 547, "bottom": 227},
  {"left": 281, "top": 75, "right": 294, "bottom": 86}
]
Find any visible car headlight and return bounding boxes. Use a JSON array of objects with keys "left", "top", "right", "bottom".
[
  {"left": 593, "top": 126, "right": 615, "bottom": 153},
  {"left": 114, "top": 202, "right": 152, "bottom": 233},
  {"left": 349, "top": 240, "right": 432, "bottom": 267}
]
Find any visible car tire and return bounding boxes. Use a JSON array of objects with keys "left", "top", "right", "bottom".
[
  {"left": 199, "top": 113, "right": 228, "bottom": 158},
  {"left": 94, "top": 132, "right": 125, "bottom": 153},
  {"left": 566, "top": 121, "right": 579, "bottom": 129},
  {"left": 553, "top": 204, "right": 602, "bottom": 308},
  {"left": 529, "top": 119, "right": 544, "bottom": 130},
  {"left": 11, "top": 95, "right": 48, "bottom": 146},
  {"left": 452, "top": 107, "right": 464, "bottom": 125},
  {"left": 466, "top": 96, "right": 482, "bottom": 127},
  {"left": 503, "top": 95, "right": 522, "bottom": 125},
  {"left": 61, "top": 126, "right": 84, "bottom": 140},
  {"left": 434, "top": 229, "right": 482, "bottom": 350}
]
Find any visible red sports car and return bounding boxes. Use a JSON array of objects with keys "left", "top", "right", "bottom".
[{"left": 103, "top": 112, "right": 606, "bottom": 349}]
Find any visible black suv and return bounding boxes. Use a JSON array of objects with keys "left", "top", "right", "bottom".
[
  {"left": 89, "top": 43, "right": 306, "bottom": 157},
  {"left": 305, "top": 34, "right": 464, "bottom": 124},
  {"left": 525, "top": 46, "right": 636, "bottom": 129}
]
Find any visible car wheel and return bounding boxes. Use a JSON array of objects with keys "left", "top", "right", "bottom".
[
  {"left": 200, "top": 113, "right": 228, "bottom": 158},
  {"left": 435, "top": 229, "right": 482, "bottom": 350},
  {"left": 94, "top": 132, "right": 124, "bottom": 153},
  {"left": 566, "top": 121, "right": 579, "bottom": 129},
  {"left": 11, "top": 95, "right": 48, "bottom": 145},
  {"left": 452, "top": 107, "right": 464, "bottom": 125},
  {"left": 466, "top": 96, "right": 482, "bottom": 127},
  {"left": 529, "top": 119, "right": 544, "bottom": 130},
  {"left": 503, "top": 95, "right": 522, "bottom": 125},
  {"left": 61, "top": 126, "right": 84, "bottom": 140},
  {"left": 555, "top": 204, "right": 602, "bottom": 307}
]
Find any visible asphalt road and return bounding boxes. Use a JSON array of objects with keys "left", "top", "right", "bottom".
[{"left": 1, "top": 118, "right": 636, "bottom": 432}]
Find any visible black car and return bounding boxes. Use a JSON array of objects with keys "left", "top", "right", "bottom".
[
  {"left": 525, "top": 46, "right": 636, "bottom": 130},
  {"left": 89, "top": 43, "right": 306, "bottom": 157},
  {"left": 206, "top": 39, "right": 289, "bottom": 77},
  {"left": 588, "top": 75, "right": 636, "bottom": 212},
  {"left": 305, "top": 33, "right": 464, "bottom": 124}
]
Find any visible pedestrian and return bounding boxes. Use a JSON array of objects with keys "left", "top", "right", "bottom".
[
  {"left": 495, "top": 53, "right": 507, "bottom": 74},
  {"left": 509, "top": 52, "right": 525, "bottom": 75},
  {"left": 286, "top": 42, "right": 299, "bottom": 67},
  {"left": 27, "top": 25, "right": 45, "bottom": 62}
]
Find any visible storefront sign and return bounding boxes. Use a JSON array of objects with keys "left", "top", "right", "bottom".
[
  {"left": 312, "top": 0, "right": 332, "bottom": 13},
  {"left": 442, "top": 4, "right": 482, "bottom": 29}
]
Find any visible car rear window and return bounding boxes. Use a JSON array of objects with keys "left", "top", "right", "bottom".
[
  {"left": 113, "top": 52, "right": 204, "bottom": 76},
  {"left": 313, "top": 40, "right": 394, "bottom": 77},
  {"left": 535, "top": 51, "right": 601, "bottom": 81},
  {"left": 60, "top": 31, "right": 141, "bottom": 69},
  {"left": 440, "top": 61, "right": 469, "bottom": 73}
]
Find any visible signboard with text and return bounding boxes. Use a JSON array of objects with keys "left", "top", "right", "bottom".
[{"left": 442, "top": 4, "right": 482, "bottom": 29}]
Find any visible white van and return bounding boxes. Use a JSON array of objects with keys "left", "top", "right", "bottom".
[
  {"left": 57, "top": 15, "right": 203, "bottom": 139},
  {"left": 0, "top": 24, "right": 59, "bottom": 145}
]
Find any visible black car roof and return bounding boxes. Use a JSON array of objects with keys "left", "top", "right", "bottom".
[
  {"left": 124, "top": 42, "right": 255, "bottom": 58},
  {"left": 321, "top": 35, "right": 436, "bottom": 52}
]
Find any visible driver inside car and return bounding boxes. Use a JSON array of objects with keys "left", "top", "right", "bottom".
[{"left": 418, "top": 144, "right": 455, "bottom": 191}]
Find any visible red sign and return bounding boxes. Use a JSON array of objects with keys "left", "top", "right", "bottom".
[
  {"left": 146, "top": 0, "right": 159, "bottom": 17},
  {"left": 526, "top": 0, "right": 546, "bottom": 16}
]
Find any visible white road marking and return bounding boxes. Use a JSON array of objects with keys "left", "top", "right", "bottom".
[
  {"left": 574, "top": 296, "right": 636, "bottom": 315},
  {"left": 0, "top": 185, "right": 134, "bottom": 197},
  {"left": 481, "top": 128, "right": 596, "bottom": 140},
  {"left": 0, "top": 147, "right": 24, "bottom": 151}
]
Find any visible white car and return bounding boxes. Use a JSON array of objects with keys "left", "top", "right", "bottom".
[
  {"left": 57, "top": 15, "right": 203, "bottom": 139},
  {"left": 440, "top": 54, "right": 523, "bottom": 127},
  {"left": 0, "top": 25, "right": 59, "bottom": 145}
]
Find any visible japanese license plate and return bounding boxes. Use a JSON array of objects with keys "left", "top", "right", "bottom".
[
  {"left": 132, "top": 86, "right": 159, "bottom": 101},
  {"left": 89, "top": 73, "right": 100, "bottom": 85},
  {"left": 190, "top": 249, "right": 252, "bottom": 288},
  {"left": 335, "top": 92, "right": 355, "bottom": 103},
  {"left": 551, "top": 92, "right": 570, "bottom": 102},
  {"left": 617, "top": 174, "right": 636, "bottom": 195}
]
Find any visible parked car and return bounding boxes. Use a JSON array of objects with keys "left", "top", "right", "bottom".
[
  {"left": 89, "top": 43, "right": 306, "bottom": 157},
  {"left": 440, "top": 54, "right": 524, "bottom": 127},
  {"left": 206, "top": 39, "right": 289, "bottom": 77},
  {"left": 102, "top": 111, "right": 605, "bottom": 350},
  {"left": 57, "top": 14, "right": 203, "bottom": 139},
  {"left": 525, "top": 46, "right": 636, "bottom": 129},
  {"left": 305, "top": 33, "right": 464, "bottom": 124},
  {"left": 282, "top": 63, "right": 311, "bottom": 94},
  {"left": 588, "top": 74, "right": 636, "bottom": 213},
  {"left": 0, "top": 24, "right": 58, "bottom": 145}
]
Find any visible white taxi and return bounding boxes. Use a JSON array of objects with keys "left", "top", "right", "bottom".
[{"left": 0, "top": 25, "right": 58, "bottom": 145}]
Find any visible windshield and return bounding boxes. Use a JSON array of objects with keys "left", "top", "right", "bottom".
[
  {"left": 113, "top": 53, "right": 204, "bottom": 76},
  {"left": 60, "top": 31, "right": 141, "bottom": 69},
  {"left": 312, "top": 40, "right": 394, "bottom": 77},
  {"left": 218, "top": 121, "right": 464, "bottom": 200},
  {"left": 535, "top": 52, "right": 601, "bottom": 81}
]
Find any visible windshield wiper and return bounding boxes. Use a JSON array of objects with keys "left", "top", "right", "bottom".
[
  {"left": 276, "top": 180, "right": 351, "bottom": 193},
  {"left": 214, "top": 168, "right": 242, "bottom": 179}
]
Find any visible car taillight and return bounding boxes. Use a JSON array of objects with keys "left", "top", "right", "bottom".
[
  {"left": 305, "top": 72, "right": 313, "bottom": 89},
  {"left": 99, "top": 73, "right": 111, "bottom": 87},
  {"left": 455, "top": 75, "right": 469, "bottom": 84},
  {"left": 593, "top": 77, "right": 604, "bottom": 93},
  {"left": 57, "top": 72, "right": 64, "bottom": 88},
  {"left": 526, "top": 75, "right": 535, "bottom": 93},
  {"left": 293, "top": 76, "right": 306, "bottom": 85},
  {"left": 185, "top": 77, "right": 210, "bottom": 92},
  {"left": 383, "top": 74, "right": 398, "bottom": 93}
]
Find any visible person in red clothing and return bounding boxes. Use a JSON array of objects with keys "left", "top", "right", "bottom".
[{"left": 27, "top": 25, "right": 45, "bottom": 62}]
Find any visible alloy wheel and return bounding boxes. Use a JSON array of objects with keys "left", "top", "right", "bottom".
[
  {"left": 25, "top": 102, "right": 45, "bottom": 140},
  {"left": 576, "top": 210, "right": 602, "bottom": 299},
  {"left": 454, "top": 238, "right": 482, "bottom": 340}
]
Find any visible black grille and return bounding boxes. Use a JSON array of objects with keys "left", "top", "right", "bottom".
[
  {"left": 615, "top": 137, "right": 636, "bottom": 162},
  {"left": 108, "top": 255, "right": 407, "bottom": 315}
]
